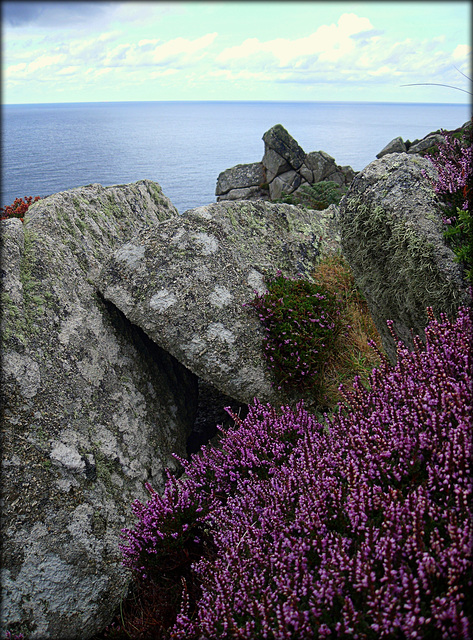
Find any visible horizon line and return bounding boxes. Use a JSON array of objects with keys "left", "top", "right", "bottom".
[{"left": 3, "top": 99, "right": 471, "bottom": 107}]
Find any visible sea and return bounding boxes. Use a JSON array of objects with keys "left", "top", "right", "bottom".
[{"left": 2, "top": 101, "right": 471, "bottom": 214}]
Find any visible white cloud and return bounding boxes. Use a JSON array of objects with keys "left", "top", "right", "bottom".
[
  {"left": 28, "top": 54, "right": 65, "bottom": 73},
  {"left": 149, "top": 69, "right": 179, "bottom": 79},
  {"left": 2, "top": 4, "right": 470, "bottom": 104},
  {"left": 57, "top": 66, "right": 81, "bottom": 76},
  {"left": 216, "top": 13, "right": 375, "bottom": 67},
  {"left": 5, "top": 62, "right": 28, "bottom": 78},
  {"left": 101, "top": 33, "right": 218, "bottom": 68},
  {"left": 453, "top": 44, "right": 471, "bottom": 60},
  {"left": 151, "top": 33, "right": 217, "bottom": 64},
  {"left": 69, "top": 31, "right": 119, "bottom": 57},
  {"left": 211, "top": 12, "right": 471, "bottom": 94}
]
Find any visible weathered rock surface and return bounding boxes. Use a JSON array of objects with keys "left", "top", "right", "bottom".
[
  {"left": 262, "top": 124, "right": 306, "bottom": 173},
  {"left": 216, "top": 124, "right": 356, "bottom": 203},
  {"left": 97, "top": 200, "right": 340, "bottom": 408},
  {"left": 338, "top": 154, "right": 470, "bottom": 362},
  {"left": 1, "top": 181, "right": 199, "bottom": 639},
  {"left": 406, "top": 133, "right": 445, "bottom": 155},
  {"left": 215, "top": 162, "right": 265, "bottom": 196}
]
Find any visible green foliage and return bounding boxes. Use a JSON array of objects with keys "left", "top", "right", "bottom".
[
  {"left": 249, "top": 272, "right": 343, "bottom": 400},
  {"left": 443, "top": 207, "right": 473, "bottom": 283},
  {"left": 275, "top": 180, "right": 347, "bottom": 210}
]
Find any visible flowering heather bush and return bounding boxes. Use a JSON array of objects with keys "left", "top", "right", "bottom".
[
  {"left": 424, "top": 125, "right": 472, "bottom": 211},
  {"left": 423, "top": 122, "right": 473, "bottom": 283},
  {"left": 248, "top": 272, "right": 342, "bottom": 399},
  {"left": 0, "top": 196, "right": 41, "bottom": 221},
  {"left": 120, "top": 305, "right": 472, "bottom": 639}
]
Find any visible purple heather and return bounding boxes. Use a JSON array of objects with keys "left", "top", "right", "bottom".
[{"left": 120, "top": 306, "right": 472, "bottom": 639}]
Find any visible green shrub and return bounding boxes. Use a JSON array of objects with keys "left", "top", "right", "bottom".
[
  {"left": 248, "top": 272, "right": 343, "bottom": 400},
  {"left": 275, "top": 180, "right": 347, "bottom": 210}
]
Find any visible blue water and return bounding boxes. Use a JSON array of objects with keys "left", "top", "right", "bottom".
[{"left": 2, "top": 101, "right": 470, "bottom": 213}]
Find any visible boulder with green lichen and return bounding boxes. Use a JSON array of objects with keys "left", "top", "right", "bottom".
[
  {"left": 0, "top": 180, "right": 199, "bottom": 640},
  {"left": 338, "top": 153, "right": 470, "bottom": 363},
  {"left": 96, "top": 200, "right": 341, "bottom": 410}
]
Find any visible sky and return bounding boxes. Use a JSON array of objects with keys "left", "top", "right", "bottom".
[{"left": 2, "top": 1, "right": 471, "bottom": 104}]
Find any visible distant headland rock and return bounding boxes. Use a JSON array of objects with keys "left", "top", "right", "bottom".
[{"left": 216, "top": 124, "right": 357, "bottom": 203}]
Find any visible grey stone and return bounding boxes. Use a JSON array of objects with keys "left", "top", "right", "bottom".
[
  {"left": 214, "top": 126, "right": 356, "bottom": 204},
  {"left": 376, "top": 136, "right": 407, "bottom": 158},
  {"left": 262, "top": 124, "right": 306, "bottom": 171},
  {"left": 340, "top": 165, "right": 357, "bottom": 183},
  {"left": 0, "top": 181, "right": 198, "bottom": 639},
  {"left": 323, "top": 170, "right": 345, "bottom": 186},
  {"left": 269, "top": 170, "right": 302, "bottom": 200},
  {"left": 338, "top": 154, "right": 470, "bottom": 362},
  {"left": 407, "top": 134, "right": 445, "bottom": 155},
  {"left": 216, "top": 185, "right": 270, "bottom": 202},
  {"left": 97, "top": 200, "right": 339, "bottom": 408},
  {"left": 300, "top": 164, "right": 313, "bottom": 184},
  {"left": 304, "top": 151, "right": 328, "bottom": 183},
  {"left": 215, "top": 162, "right": 264, "bottom": 196},
  {"left": 262, "top": 147, "right": 291, "bottom": 182}
]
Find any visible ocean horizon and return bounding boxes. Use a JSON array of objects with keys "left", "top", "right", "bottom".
[{"left": 2, "top": 100, "right": 470, "bottom": 213}]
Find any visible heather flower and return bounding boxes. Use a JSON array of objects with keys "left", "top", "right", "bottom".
[
  {"left": 121, "top": 306, "right": 472, "bottom": 639},
  {"left": 423, "top": 129, "right": 472, "bottom": 211},
  {"left": 423, "top": 123, "right": 473, "bottom": 283},
  {"left": 248, "top": 272, "right": 343, "bottom": 400}
]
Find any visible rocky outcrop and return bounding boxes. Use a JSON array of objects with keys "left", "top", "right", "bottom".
[
  {"left": 338, "top": 154, "right": 470, "bottom": 363},
  {"left": 216, "top": 124, "right": 356, "bottom": 203},
  {"left": 376, "top": 120, "right": 471, "bottom": 159},
  {"left": 97, "top": 200, "right": 340, "bottom": 409},
  {"left": 0, "top": 181, "right": 199, "bottom": 639}
]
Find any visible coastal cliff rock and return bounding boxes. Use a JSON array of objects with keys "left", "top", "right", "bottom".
[
  {"left": 97, "top": 200, "right": 340, "bottom": 409},
  {"left": 0, "top": 181, "right": 199, "bottom": 639},
  {"left": 216, "top": 124, "right": 356, "bottom": 203},
  {"left": 338, "top": 154, "right": 470, "bottom": 362}
]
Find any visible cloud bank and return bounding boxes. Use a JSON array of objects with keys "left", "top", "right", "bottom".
[{"left": 3, "top": 3, "right": 471, "bottom": 103}]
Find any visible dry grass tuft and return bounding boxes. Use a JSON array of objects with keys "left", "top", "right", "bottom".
[{"left": 312, "top": 252, "right": 386, "bottom": 409}]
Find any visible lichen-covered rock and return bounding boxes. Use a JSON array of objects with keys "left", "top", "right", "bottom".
[
  {"left": 216, "top": 185, "right": 270, "bottom": 203},
  {"left": 338, "top": 154, "right": 470, "bottom": 362},
  {"left": 215, "top": 162, "right": 266, "bottom": 199},
  {"left": 376, "top": 136, "right": 407, "bottom": 158},
  {"left": 407, "top": 133, "right": 444, "bottom": 155},
  {"left": 262, "top": 124, "right": 306, "bottom": 171},
  {"left": 261, "top": 147, "right": 291, "bottom": 182},
  {"left": 0, "top": 181, "right": 198, "bottom": 639},
  {"left": 97, "top": 200, "right": 340, "bottom": 408}
]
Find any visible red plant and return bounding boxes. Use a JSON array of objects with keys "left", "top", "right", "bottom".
[{"left": 0, "top": 196, "right": 41, "bottom": 221}]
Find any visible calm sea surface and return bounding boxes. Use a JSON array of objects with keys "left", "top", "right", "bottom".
[{"left": 2, "top": 101, "right": 470, "bottom": 213}]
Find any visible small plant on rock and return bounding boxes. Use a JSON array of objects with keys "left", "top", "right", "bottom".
[
  {"left": 0, "top": 196, "right": 41, "bottom": 221},
  {"left": 248, "top": 272, "right": 343, "bottom": 400}
]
